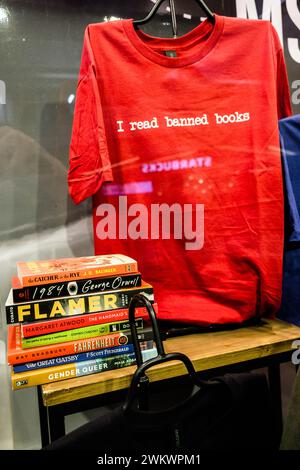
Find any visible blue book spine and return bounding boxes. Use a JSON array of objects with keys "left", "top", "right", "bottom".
[{"left": 13, "top": 344, "right": 135, "bottom": 373}]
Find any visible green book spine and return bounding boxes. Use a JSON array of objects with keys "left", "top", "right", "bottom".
[{"left": 21, "top": 318, "right": 143, "bottom": 349}]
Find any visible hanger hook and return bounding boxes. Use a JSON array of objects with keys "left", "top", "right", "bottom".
[{"left": 169, "top": 0, "right": 178, "bottom": 38}]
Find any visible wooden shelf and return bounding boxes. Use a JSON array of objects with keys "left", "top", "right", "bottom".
[{"left": 41, "top": 319, "right": 300, "bottom": 407}]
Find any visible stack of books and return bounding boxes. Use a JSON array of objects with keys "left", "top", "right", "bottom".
[{"left": 5, "top": 254, "right": 158, "bottom": 390}]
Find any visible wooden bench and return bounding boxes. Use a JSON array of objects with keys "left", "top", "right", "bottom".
[{"left": 38, "top": 318, "right": 300, "bottom": 446}]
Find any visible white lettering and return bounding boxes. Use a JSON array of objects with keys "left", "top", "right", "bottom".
[
  {"left": 184, "top": 204, "right": 205, "bottom": 250},
  {"left": 95, "top": 197, "right": 205, "bottom": 251},
  {"left": 116, "top": 120, "right": 124, "bottom": 132},
  {"left": 129, "top": 117, "right": 159, "bottom": 131},
  {"left": 128, "top": 203, "right": 149, "bottom": 240},
  {"left": 48, "top": 369, "right": 76, "bottom": 380},
  {"left": 215, "top": 112, "right": 250, "bottom": 124},
  {"left": 96, "top": 204, "right": 116, "bottom": 240},
  {"left": 287, "top": 0, "right": 300, "bottom": 63},
  {"left": 164, "top": 114, "right": 209, "bottom": 127},
  {"left": 151, "top": 203, "right": 183, "bottom": 240},
  {"left": 291, "top": 340, "right": 300, "bottom": 364},
  {"left": 292, "top": 80, "right": 300, "bottom": 104},
  {"left": 119, "top": 195, "right": 128, "bottom": 240},
  {"left": 236, "top": 0, "right": 283, "bottom": 45}
]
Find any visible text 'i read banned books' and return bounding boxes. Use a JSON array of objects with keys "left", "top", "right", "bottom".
[{"left": 5, "top": 254, "right": 158, "bottom": 390}]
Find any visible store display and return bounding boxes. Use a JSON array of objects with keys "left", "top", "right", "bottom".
[
  {"left": 68, "top": 14, "right": 292, "bottom": 325},
  {"left": 3, "top": 0, "right": 299, "bottom": 455}
]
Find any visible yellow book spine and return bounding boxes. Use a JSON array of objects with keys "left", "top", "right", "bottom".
[
  {"left": 11, "top": 362, "right": 78, "bottom": 389},
  {"left": 11, "top": 354, "right": 137, "bottom": 389}
]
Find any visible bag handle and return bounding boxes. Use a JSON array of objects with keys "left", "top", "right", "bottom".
[{"left": 123, "top": 294, "right": 202, "bottom": 411}]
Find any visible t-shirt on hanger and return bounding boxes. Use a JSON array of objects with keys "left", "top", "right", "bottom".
[{"left": 69, "top": 15, "right": 292, "bottom": 325}]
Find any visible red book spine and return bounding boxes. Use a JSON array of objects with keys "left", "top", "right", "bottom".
[{"left": 21, "top": 304, "right": 157, "bottom": 338}]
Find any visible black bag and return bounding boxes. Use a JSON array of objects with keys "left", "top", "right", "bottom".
[{"left": 44, "top": 296, "right": 276, "bottom": 451}]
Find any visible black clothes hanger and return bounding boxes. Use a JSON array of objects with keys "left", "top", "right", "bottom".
[
  {"left": 123, "top": 293, "right": 203, "bottom": 412},
  {"left": 133, "top": 0, "right": 215, "bottom": 38}
]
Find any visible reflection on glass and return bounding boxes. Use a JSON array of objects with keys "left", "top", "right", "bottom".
[{"left": 0, "top": 7, "right": 9, "bottom": 23}]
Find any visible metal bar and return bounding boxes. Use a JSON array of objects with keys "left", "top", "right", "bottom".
[
  {"left": 37, "top": 386, "right": 50, "bottom": 447},
  {"left": 169, "top": 0, "right": 178, "bottom": 37},
  {"left": 268, "top": 363, "right": 283, "bottom": 447},
  {"left": 46, "top": 406, "right": 66, "bottom": 444}
]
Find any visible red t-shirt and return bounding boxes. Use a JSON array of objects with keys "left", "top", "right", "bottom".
[{"left": 69, "top": 15, "right": 292, "bottom": 325}]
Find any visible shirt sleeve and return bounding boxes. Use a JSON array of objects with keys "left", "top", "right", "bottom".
[
  {"left": 270, "top": 24, "right": 292, "bottom": 120},
  {"left": 68, "top": 26, "right": 113, "bottom": 204}
]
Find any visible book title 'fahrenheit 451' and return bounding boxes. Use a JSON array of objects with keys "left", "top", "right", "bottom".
[
  {"left": 17, "top": 254, "right": 138, "bottom": 287},
  {"left": 7, "top": 324, "right": 156, "bottom": 364}
]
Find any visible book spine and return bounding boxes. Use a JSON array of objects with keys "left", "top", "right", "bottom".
[
  {"left": 11, "top": 349, "right": 157, "bottom": 389},
  {"left": 21, "top": 304, "right": 156, "bottom": 338},
  {"left": 7, "top": 326, "right": 155, "bottom": 364},
  {"left": 19, "top": 261, "right": 138, "bottom": 287},
  {"left": 13, "top": 273, "right": 142, "bottom": 303},
  {"left": 12, "top": 342, "right": 154, "bottom": 372},
  {"left": 21, "top": 318, "right": 143, "bottom": 349},
  {"left": 11, "top": 355, "right": 135, "bottom": 389},
  {"left": 6, "top": 285, "right": 154, "bottom": 324}
]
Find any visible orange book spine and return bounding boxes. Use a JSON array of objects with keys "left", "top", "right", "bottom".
[{"left": 19, "top": 261, "right": 138, "bottom": 287}]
